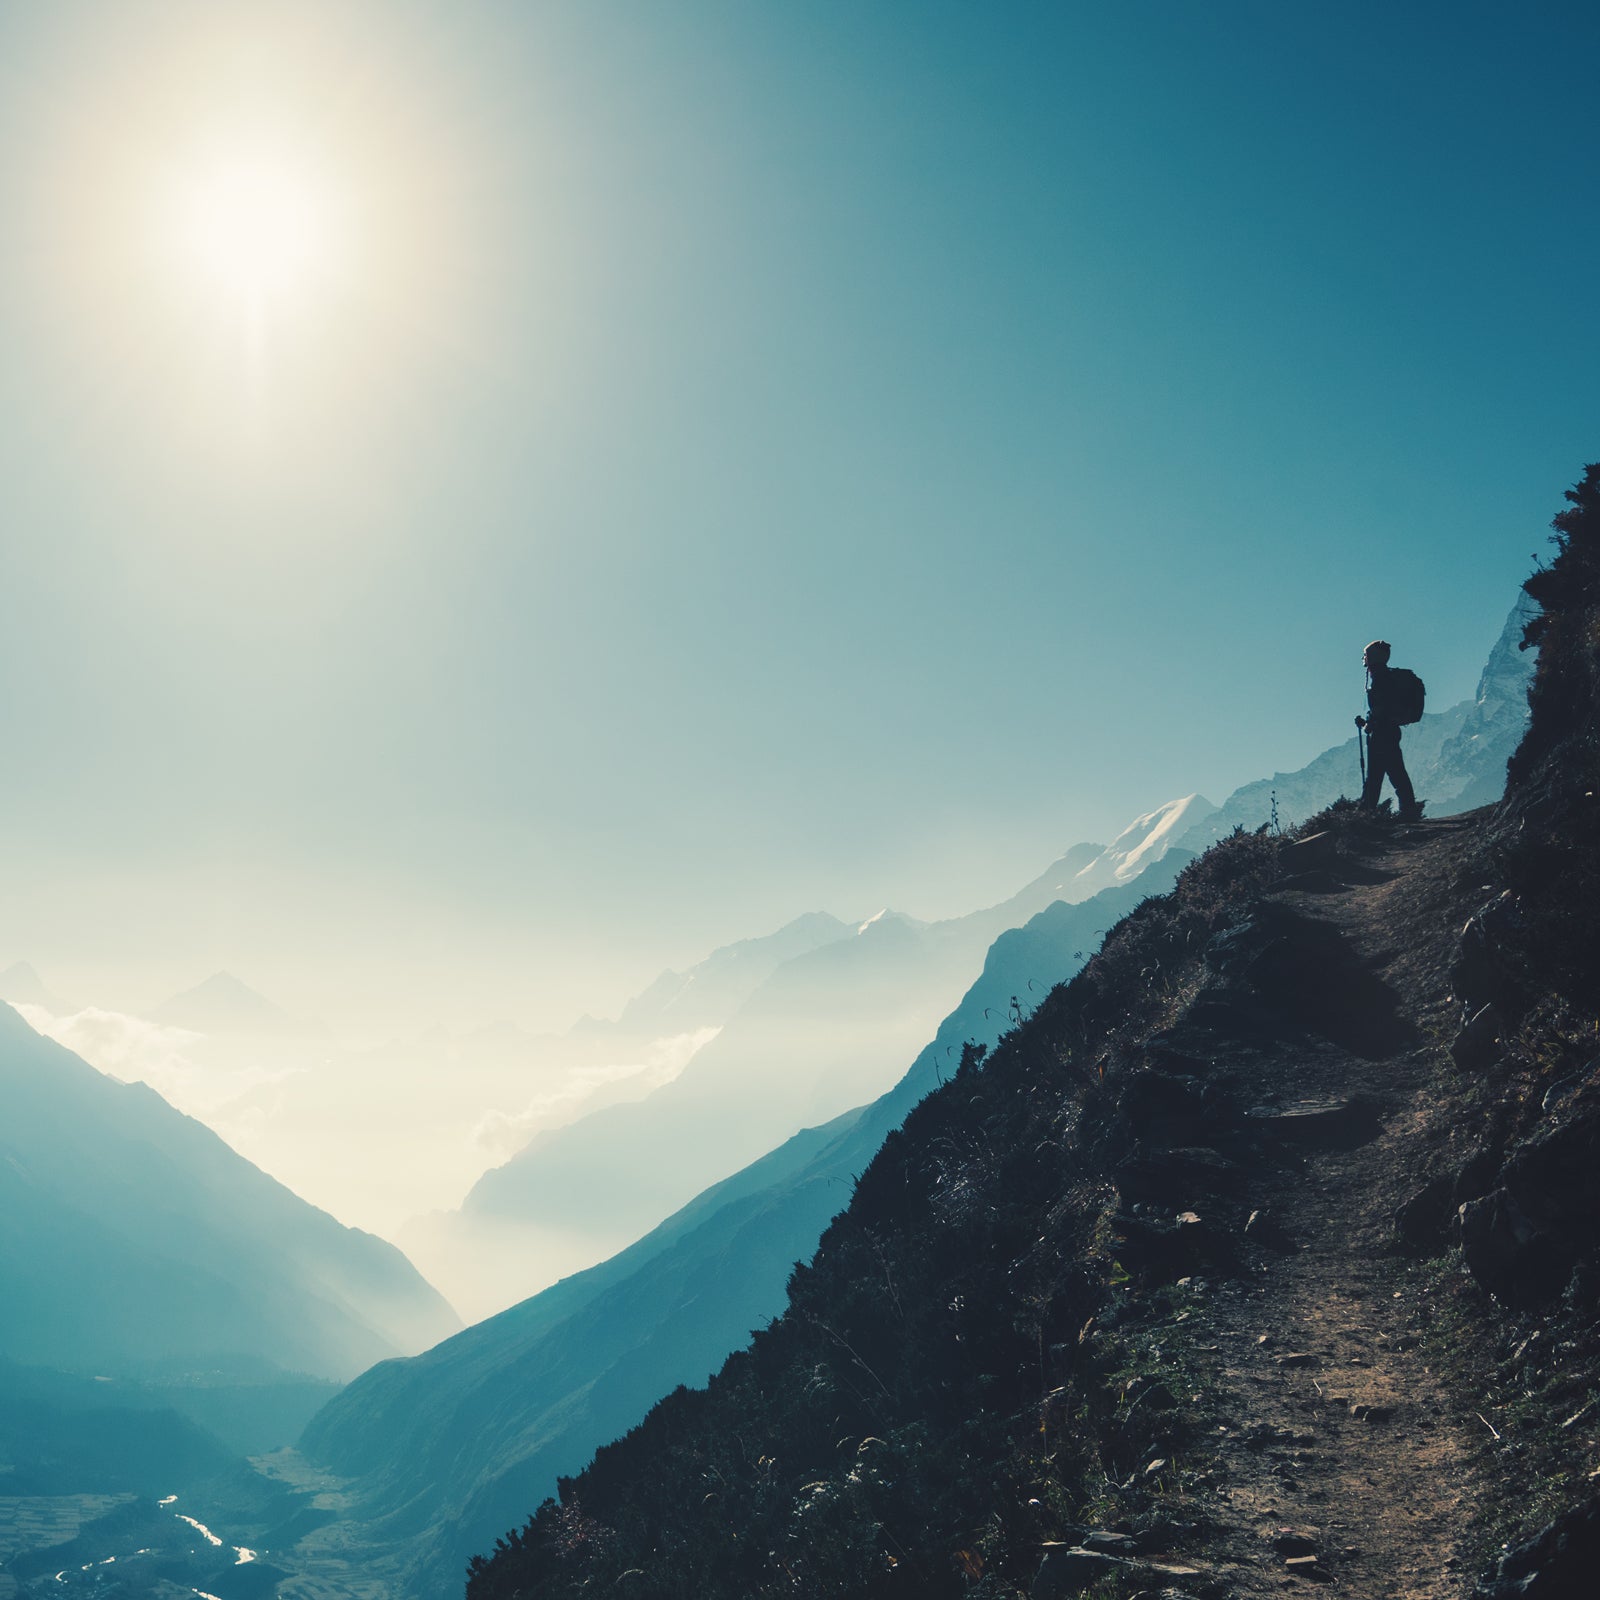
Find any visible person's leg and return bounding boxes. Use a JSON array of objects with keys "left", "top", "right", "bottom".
[
  {"left": 1388, "top": 741, "right": 1418, "bottom": 814},
  {"left": 1363, "top": 726, "right": 1397, "bottom": 808},
  {"left": 1370, "top": 725, "right": 1419, "bottom": 815}
]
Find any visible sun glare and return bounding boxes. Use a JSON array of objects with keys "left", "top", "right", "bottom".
[{"left": 171, "top": 142, "right": 341, "bottom": 312}]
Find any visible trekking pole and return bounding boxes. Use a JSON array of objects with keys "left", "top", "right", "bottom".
[{"left": 1356, "top": 717, "right": 1367, "bottom": 792}]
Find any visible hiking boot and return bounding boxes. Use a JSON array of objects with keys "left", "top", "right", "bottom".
[{"left": 1398, "top": 800, "right": 1427, "bottom": 823}]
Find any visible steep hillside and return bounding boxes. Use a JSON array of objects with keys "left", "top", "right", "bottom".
[
  {"left": 463, "top": 471, "right": 1600, "bottom": 1599},
  {"left": 0, "top": 1003, "right": 459, "bottom": 1384},
  {"left": 429, "top": 609, "right": 1521, "bottom": 1322},
  {"left": 293, "top": 863, "right": 1188, "bottom": 1594},
  {"left": 406, "top": 819, "right": 1200, "bottom": 1318}
]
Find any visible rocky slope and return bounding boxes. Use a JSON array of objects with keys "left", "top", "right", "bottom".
[
  {"left": 404, "top": 820, "right": 1201, "bottom": 1318},
  {"left": 461, "top": 470, "right": 1600, "bottom": 1600},
  {"left": 292, "top": 860, "right": 1190, "bottom": 1595},
  {"left": 411, "top": 603, "right": 1523, "bottom": 1323}
]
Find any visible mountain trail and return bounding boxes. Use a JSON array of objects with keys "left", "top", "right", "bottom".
[{"left": 1169, "top": 815, "right": 1493, "bottom": 1596}]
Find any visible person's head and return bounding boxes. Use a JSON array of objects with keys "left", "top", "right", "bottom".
[{"left": 1363, "top": 639, "right": 1392, "bottom": 672}]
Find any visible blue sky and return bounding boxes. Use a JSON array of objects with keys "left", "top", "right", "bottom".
[{"left": 0, "top": 1, "right": 1595, "bottom": 1028}]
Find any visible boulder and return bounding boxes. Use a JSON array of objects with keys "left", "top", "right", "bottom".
[
  {"left": 1451, "top": 1003, "right": 1508, "bottom": 1072},
  {"left": 1476, "top": 1496, "right": 1600, "bottom": 1598},
  {"left": 1115, "top": 1147, "right": 1245, "bottom": 1206},
  {"left": 1034, "top": 1546, "right": 1121, "bottom": 1596},
  {"left": 1110, "top": 1211, "right": 1232, "bottom": 1279},
  {"left": 1451, "top": 893, "right": 1526, "bottom": 1011},
  {"left": 1458, "top": 1189, "right": 1571, "bottom": 1306},
  {"left": 1394, "top": 1174, "right": 1455, "bottom": 1255},
  {"left": 1120, "top": 1070, "right": 1210, "bottom": 1144},
  {"left": 1454, "top": 1148, "right": 1502, "bottom": 1207},
  {"left": 1080, "top": 1530, "right": 1138, "bottom": 1554},
  {"left": 1244, "top": 1207, "right": 1297, "bottom": 1251},
  {"left": 1245, "top": 1096, "right": 1382, "bottom": 1149},
  {"left": 1279, "top": 831, "right": 1338, "bottom": 868}
]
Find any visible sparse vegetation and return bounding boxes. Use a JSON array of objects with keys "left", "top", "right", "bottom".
[{"left": 465, "top": 464, "right": 1600, "bottom": 1600}]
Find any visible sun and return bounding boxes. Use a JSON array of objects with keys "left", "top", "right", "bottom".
[{"left": 171, "top": 140, "right": 341, "bottom": 312}]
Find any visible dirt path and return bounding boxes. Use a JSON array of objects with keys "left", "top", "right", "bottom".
[{"left": 1171, "top": 817, "right": 1491, "bottom": 1596}]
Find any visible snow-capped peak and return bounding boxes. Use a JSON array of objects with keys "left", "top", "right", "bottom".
[{"left": 1070, "top": 794, "right": 1218, "bottom": 893}]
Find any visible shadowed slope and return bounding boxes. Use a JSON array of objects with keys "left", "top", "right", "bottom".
[
  {"left": 295, "top": 863, "right": 1188, "bottom": 1593},
  {"left": 461, "top": 475, "right": 1600, "bottom": 1600},
  {"left": 0, "top": 1003, "right": 459, "bottom": 1383}
]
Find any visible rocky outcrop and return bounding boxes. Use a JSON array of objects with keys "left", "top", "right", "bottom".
[
  {"left": 1476, "top": 1496, "right": 1600, "bottom": 1599},
  {"left": 1432, "top": 596, "right": 1540, "bottom": 812}
]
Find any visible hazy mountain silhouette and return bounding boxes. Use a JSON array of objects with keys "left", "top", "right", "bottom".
[
  {"left": 0, "top": 959, "right": 74, "bottom": 1015},
  {"left": 300, "top": 861, "right": 1188, "bottom": 1592},
  {"left": 0, "top": 1001, "right": 459, "bottom": 1388},
  {"left": 456, "top": 477, "right": 1600, "bottom": 1600},
  {"left": 402, "top": 810, "right": 1211, "bottom": 1318},
  {"left": 293, "top": 599, "right": 1537, "bottom": 1596},
  {"left": 153, "top": 970, "right": 301, "bottom": 1034},
  {"left": 584, "top": 910, "right": 855, "bottom": 1036}
]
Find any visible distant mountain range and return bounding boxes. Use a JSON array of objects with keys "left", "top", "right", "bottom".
[
  {"left": 401, "top": 798, "right": 1215, "bottom": 1319},
  {"left": 582, "top": 910, "right": 856, "bottom": 1036},
  {"left": 295, "top": 599, "right": 1535, "bottom": 1596},
  {"left": 0, "top": 959, "right": 74, "bottom": 1015},
  {"left": 301, "top": 859, "right": 1190, "bottom": 1594},
  {"left": 154, "top": 970, "right": 303, "bottom": 1034},
  {"left": 0, "top": 1000, "right": 459, "bottom": 1389},
  {"left": 398, "top": 597, "right": 1534, "bottom": 1324}
]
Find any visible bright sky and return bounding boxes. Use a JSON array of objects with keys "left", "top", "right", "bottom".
[{"left": 0, "top": 1, "right": 1595, "bottom": 1032}]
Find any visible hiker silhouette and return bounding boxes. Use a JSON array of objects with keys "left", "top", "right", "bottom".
[{"left": 1355, "top": 640, "right": 1425, "bottom": 821}]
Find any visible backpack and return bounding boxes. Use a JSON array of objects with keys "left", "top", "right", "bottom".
[{"left": 1389, "top": 667, "right": 1426, "bottom": 725}]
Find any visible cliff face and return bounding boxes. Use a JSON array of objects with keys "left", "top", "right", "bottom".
[
  {"left": 1430, "top": 594, "right": 1541, "bottom": 812},
  {"left": 463, "top": 469, "right": 1600, "bottom": 1600}
]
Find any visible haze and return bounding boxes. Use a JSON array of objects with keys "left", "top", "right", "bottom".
[{"left": 1, "top": 1, "right": 1595, "bottom": 1239}]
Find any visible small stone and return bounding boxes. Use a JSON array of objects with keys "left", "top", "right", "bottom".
[
  {"left": 1033, "top": 1546, "right": 1120, "bottom": 1596},
  {"left": 1348, "top": 1403, "right": 1393, "bottom": 1423},
  {"left": 1081, "top": 1530, "right": 1137, "bottom": 1553},
  {"left": 1277, "top": 1352, "right": 1318, "bottom": 1368},
  {"left": 1273, "top": 1530, "right": 1318, "bottom": 1557},
  {"left": 1285, "top": 1554, "right": 1319, "bottom": 1570}
]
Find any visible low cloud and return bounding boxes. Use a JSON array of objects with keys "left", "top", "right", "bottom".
[
  {"left": 472, "top": 1026, "right": 720, "bottom": 1163},
  {"left": 12, "top": 1002, "right": 301, "bottom": 1123},
  {"left": 16, "top": 1003, "right": 203, "bottom": 1086}
]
